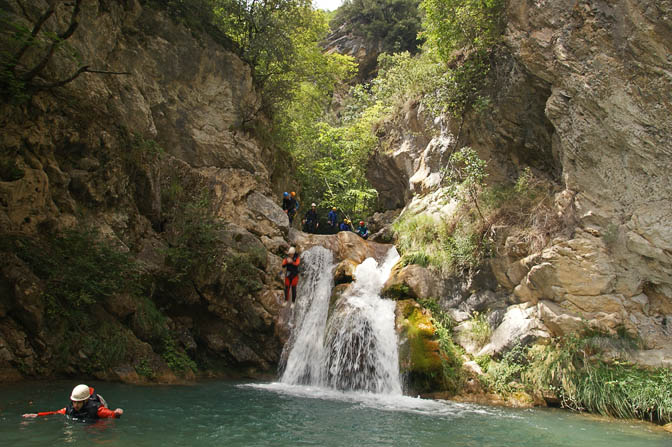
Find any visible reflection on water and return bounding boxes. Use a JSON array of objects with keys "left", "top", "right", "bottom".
[{"left": 1, "top": 380, "right": 669, "bottom": 446}]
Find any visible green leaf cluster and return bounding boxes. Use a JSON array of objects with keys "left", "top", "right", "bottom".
[
  {"left": 421, "top": 298, "right": 463, "bottom": 393},
  {"left": 162, "top": 191, "right": 224, "bottom": 282},
  {"left": 442, "top": 147, "right": 489, "bottom": 222},
  {"left": 393, "top": 212, "right": 486, "bottom": 273},
  {"left": 331, "top": 0, "right": 424, "bottom": 56},
  {"left": 419, "top": 0, "right": 505, "bottom": 62},
  {"left": 483, "top": 335, "right": 672, "bottom": 424},
  {"left": 212, "top": 0, "right": 352, "bottom": 115},
  {"left": 3, "top": 229, "right": 143, "bottom": 309}
]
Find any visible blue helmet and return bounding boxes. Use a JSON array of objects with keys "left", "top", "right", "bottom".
[{"left": 283, "top": 192, "right": 289, "bottom": 197}]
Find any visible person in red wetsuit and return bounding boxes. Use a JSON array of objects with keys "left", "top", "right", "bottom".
[
  {"left": 22, "top": 384, "right": 123, "bottom": 420},
  {"left": 282, "top": 246, "right": 300, "bottom": 306}
]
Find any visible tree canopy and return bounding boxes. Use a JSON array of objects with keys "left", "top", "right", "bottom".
[{"left": 331, "top": 0, "right": 424, "bottom": 55}]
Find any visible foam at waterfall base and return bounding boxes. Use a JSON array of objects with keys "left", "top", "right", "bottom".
[{"left": 245, "top": 382, "right": 500, "bottom": 418}]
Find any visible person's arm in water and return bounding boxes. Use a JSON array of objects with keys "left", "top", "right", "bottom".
[
  {"left": 97, "top": 407, "right": 124, "bottom": 418},
  {"left": 22, "top": 408, "right": 66, "bottom": 418},
  {"left": 23, "top": 404, "right": 123, "bottom": 418},
  {"left": 23, "top": 407, "right": 122, "bottom": 418}
]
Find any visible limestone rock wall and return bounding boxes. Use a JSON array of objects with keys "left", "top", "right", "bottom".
[
  {"left": 370, "top": 0, "right": 672, "bottom": 366},
  {"left": 0, "top": 0, "right": 290, "bottom": 381}
]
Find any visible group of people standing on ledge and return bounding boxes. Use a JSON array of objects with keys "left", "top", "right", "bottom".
[{"left": 281, "top": 192, "right": 369, "bottom": 239}]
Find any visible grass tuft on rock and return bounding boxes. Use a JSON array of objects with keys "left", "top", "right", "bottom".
[{"left": 482, "top": 335, "right": 672, "bottom": 424}]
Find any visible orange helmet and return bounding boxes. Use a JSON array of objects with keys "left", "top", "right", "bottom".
[{"left": 290, "top": 191, "right": 296, "bottom": 197}]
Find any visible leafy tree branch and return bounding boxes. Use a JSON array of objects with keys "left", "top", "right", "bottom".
[{"left": 1, "top": 0, "right": 129, "bottom": 101}]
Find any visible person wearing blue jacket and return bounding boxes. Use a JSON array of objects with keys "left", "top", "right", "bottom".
[{"left": 327, "top": 207, "right": 338, "bottom": 234}]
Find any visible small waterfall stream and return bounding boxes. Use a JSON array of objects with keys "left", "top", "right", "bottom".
[
  {"left": 280, "top": 245, "right": 401, "bottom": 394},
  {"left": 280, "top": 246, "right": 335, "bottom": 386}
]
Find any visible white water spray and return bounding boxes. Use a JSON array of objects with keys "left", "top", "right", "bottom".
[
  {"left": 280, "top": 246, "right": 401, "bottom": 395},
  {"left": 280, "top": 246, "right": 335, "bottom": 386}
]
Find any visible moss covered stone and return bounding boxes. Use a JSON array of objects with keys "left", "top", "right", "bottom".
[{"left": 396, "top": 299, "right": 447, "bottom": 395}]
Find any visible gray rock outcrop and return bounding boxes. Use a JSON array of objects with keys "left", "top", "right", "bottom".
[{"left": 366, "top": 0, "right": 672, "bottom": 366}]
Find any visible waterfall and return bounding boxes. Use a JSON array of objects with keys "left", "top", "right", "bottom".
[
  {"left": 280, "top": 246, "right": 335, "bottom": 386},
  {"left": 280, "top": 245, "right": 401, "bottom": 395}
]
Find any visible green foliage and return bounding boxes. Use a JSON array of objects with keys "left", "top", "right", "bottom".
[
  {"left": 431, "top": 306, "right": 464, "bottom": 392},
  {"left": 483, "top": 342, "right": 529, "bottom": 395},
  {"left": 277, "top": 90, "right": 379, "bottom": 216},
  {"left": 4, "top": 228, "right": 143, "bottom": 310},
  {"left": 133, "top": 296, "right": 170, "bottom": 342},
  {"left": 466, "top": 311, "right": 491, "bottom": 349},
  {"left": 420, "top": 0, "right": 505, "bottom": 62},
  {"left": 161, "top": 336, "right": 197, "bottom": 373},
  {"left": 416, "top": 297, "right": 456, "bottom": 329},
  {"left": 212, "top": 0, "right": 352, "bottom": 116},
  {"left": 135, "top": 359, "right": 156, "bottom": 379},
  {"left": 122, "top": 132, "right": 165, "bottom": 173},
  {"left": 81, "top": 324, "right": 129, "bottom": 373},
  {"left": 481, "top": 168, "right": 561, "bottom": 253},
  {"left": 0, "top": 12, "right": 33, "bottom": 101},
  {"left": 0, "top": 1, "right": 89, "bottom": 102},
  {"left": 130, "top": 133, "right": 165, "bottom": 159},
  {"left": 417, "top": 0, "right": 505, "bottom": 115},
  {"left": 222, "top": 253, "right": 264, "bottom": 297},
  {"left": 383, "top": 283, "right": 412, "bottom": 300},
  {"left": 143, "top": 0, "right": 232, "bottom": 47},
  {"left": 331, "top": 0, "right": 424, "bottom": 56},
  {"left": 393, "top": 212, "right": 486, "bottom": 273},
  {"left": 474, "top": 353, "right": 491, "bottom": 371},
  {"left": 443, "top": 147, "right": 488, "bottom": 219},
  {"left": 482, "top": 335, "right": 672, "bottom": 424},
  {"left": 163, "top": 192, "right": 224, "bottom": 282}
]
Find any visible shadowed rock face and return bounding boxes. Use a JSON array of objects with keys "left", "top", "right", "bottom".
[{"left": 0, "top": 1, "right": 287, "bottom": 382}]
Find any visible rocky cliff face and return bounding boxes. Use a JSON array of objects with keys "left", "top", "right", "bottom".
[
  {"left": 0, "top": 0, "right": 292, "bottom": 382},
  {"left": 324, "top": 23, "right": 381, "bottom": 82},
  {"left": 371, "top": 0, "right": 672, "bottom": 367}
]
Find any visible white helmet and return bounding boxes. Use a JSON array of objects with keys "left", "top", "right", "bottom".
[
  {"left": 311, "top": 203, "right": 316, "bottom": 207},
  {"left": 70, "top": 384, "right": 90, "bottom": 401},
  {"left": 288, "top": 247, "right": 296, "bottom": 255}
]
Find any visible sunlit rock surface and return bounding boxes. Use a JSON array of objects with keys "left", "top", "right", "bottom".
[{"left": 367, "top": 0, "right": 672, "bottom": 367}]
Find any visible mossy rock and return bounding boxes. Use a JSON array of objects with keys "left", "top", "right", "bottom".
[
  {"left": 382, "top": 282, "right": 414, "bottom": 300},
  {"left": 396, "top": 300, "right": 446, "bottom": 394}
]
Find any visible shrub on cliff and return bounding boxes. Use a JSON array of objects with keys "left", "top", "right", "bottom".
[
  {"left": 3, "top": 229, "right": 144, "bottom": 311},
  {"left": 330, "top": 0, "right": 424, "bottom": 55},
  {"left": 162, "top": 192, "right": 224, "bottom": 283}
]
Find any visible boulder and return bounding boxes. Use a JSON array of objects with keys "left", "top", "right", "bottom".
[
  {"left": 290, "top": 229, "right": 392, "bottom": 264},
  {"left": 333, "top": 259, "right": 358, "bottom": 285},
  {"left": 514, "top": 237, "right": 617, "bottom": 304},
  {"left": 477, "top": 304, "right": 550, "bottom": 357},
  {"left": 382, "top": 264, "right": 442, "bottom": 301},
  {"left": 103, "top": 293, "right": 138, "bottom": 320},
  {"left": 246, "top": 192, "right": 289, "bottom": 236},
  {"left": 396, "top": 300, "right": 451, "bottom": 394}
]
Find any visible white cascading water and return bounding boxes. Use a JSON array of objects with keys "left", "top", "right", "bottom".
[
  {"left": 280, "top": 245, "right": 401, "bottom": 395},
  {"left": 280, "top": 246, "right": 335, "bottom": 386}
]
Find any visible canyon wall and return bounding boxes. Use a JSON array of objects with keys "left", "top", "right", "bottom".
[
  {"left": 0, "top": 0, "right": 291, "bottom": 382},
  {"left": 372, "top": 0, "right": 672, "bottom": 366}
]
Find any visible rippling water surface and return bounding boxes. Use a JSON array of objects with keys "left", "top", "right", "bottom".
[{"left": 1, "top": 380, "right": 669, "bottom": 446}]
